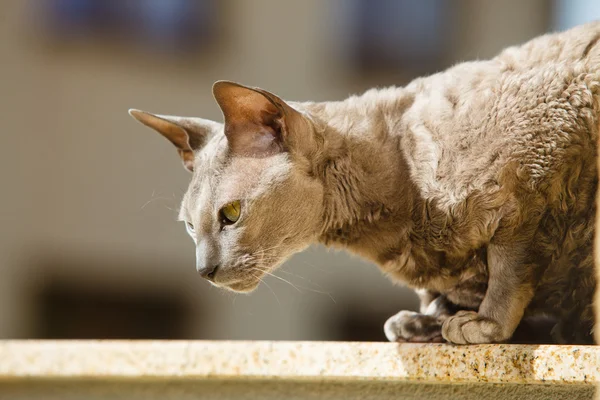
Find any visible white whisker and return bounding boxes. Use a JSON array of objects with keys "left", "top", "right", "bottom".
[
  {"left": 255, "top": 267, "right": 302, "bottom": 293},
  {"left": 301, "top": 260, "right": 334, "bottom": 275},
  {"left": 251, "top": 272, "right": 281, "bottom": 308},
  {"left": 254, "top": 266, "right": 336, "bottom": 303}
]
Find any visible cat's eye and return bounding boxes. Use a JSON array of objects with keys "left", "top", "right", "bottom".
[
  {"left": 186, "top": 222, "right": 195, "bottom": 233},
  {"left": 219, "top": 200, "right": 241, "bottom": 225}
]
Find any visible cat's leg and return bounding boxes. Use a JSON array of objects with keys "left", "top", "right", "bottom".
[
  {"left": 384, "top": 290, "right": 456, "bottom": 342},
  {"left": 442, "top": 243, "right": 534, "bottom": 344},
  {"left": 551, "top": 245, "right": 596, "bottom": 344},
  {"left": 552, "top": 293, "right": 596, "bottom": 344}
]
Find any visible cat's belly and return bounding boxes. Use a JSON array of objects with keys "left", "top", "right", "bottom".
[
  {"left": 384, "top": 249, "right": 490, "bottom": 310},
  {"left": 440, "top": 275, "right": 488, "bottom": 310}
]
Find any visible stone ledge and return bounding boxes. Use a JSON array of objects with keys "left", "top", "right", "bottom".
[{"left": 0, "top": 341, "right": 598, "bottom": 385}]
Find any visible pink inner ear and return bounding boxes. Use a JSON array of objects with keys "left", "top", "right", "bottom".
[
  {"left": 226, "top": 121, "right": 283, "bottom": 157},
  {"left": 213, "top": 81, "right": 288, "bottom": 157},
  {"left": 223, "top": 95, "right": 285, "bottom": 157}
]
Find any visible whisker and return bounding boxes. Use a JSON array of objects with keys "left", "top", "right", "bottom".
[
  {"left": 252, "top": 272, "right": 281, "bottom": 308},
  {"left": 301, "top": 260, "right": 334, "bottom": 275},
  {"left": 254, "top": 266, "right": 336, "bottom": 303},
  {"left": 299, "top": 286, "right": 337, "bottom": 303},
  {"left": 262, "top": 280, "right": 282, "bottom": 308},
  {"left": 255, "top": 267, "right": 302, "bottom": 293},
  {"left": 140, "top": 196, "right": 175, "bottom": 210},
  {"left": 247, "top": 250, "right": 336, "bottom": 303},
  {"left": 277, "top": 269, "right": 327, "bottom": 289}
]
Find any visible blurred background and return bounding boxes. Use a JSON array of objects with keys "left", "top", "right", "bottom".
[{"left": 0, "top": 0, "right": 598, "bottom": 341}]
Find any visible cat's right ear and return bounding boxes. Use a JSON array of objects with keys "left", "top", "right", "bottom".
[{"left": 128, "top": 109, "right": 222, "bottom": 172}]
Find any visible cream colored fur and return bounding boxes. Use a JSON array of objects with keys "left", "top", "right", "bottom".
[{"left": 130, "top": 22, "right": 600, "bottom": 344}]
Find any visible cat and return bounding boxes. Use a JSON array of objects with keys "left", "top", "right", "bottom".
[{"left": 129, "top": 21, "right": 600, "bottom": 345}]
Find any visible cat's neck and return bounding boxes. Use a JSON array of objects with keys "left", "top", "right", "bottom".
[{"left": 297, "top": 88, "right": 423, "bottom": 264}]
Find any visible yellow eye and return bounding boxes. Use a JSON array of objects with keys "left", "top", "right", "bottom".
[{"left": 220, "top": 200, "right": 241, "bottom": 225}]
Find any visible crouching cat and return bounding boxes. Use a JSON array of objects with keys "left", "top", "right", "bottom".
[{"left": 130, "top": 22, "right": 600, "bottom": 344}]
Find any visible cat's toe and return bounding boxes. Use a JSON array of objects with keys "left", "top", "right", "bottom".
[
  {"left": 441, "top": 310, "right": 505, "bottom": 344},
  {"left": 384, "top": 310, "right": 444, "bottom": 343}
]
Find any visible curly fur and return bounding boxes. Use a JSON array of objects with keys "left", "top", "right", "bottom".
[{"left": 131, "top": 22, "right": 600, "bottom": 344}]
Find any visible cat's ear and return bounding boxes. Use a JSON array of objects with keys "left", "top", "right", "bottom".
[
  {"left": 128, "top": 109, "right": 222, "bottom": 172},
  {"left": 212, "top": 81, "right": 307, "bottom": 157}
]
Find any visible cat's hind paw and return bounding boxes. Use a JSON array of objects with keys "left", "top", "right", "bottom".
[{"left": 384, "top": 310, "right": 444, "bottom": 343}]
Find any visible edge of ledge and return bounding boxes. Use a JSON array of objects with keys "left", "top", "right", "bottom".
[{"left": 0, "top": 341, "right": 597, "bottom": 385}]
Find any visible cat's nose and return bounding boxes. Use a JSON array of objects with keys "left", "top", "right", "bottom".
[
  {"left": 196, "top": 241, "right": 220, "bottom": 281},
  {"left": 197, "top": 264, "right": 219, "bottom": 281}
]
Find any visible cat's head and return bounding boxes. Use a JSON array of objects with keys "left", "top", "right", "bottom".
[{"left": 129, "top": 81, "right": 324, "bottom": 292}]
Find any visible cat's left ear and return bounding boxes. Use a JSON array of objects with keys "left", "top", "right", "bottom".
[
  {"left": 212, "top": 81, "right": 311, "bottom": 157},
  {"left": 128, "top": 109, "right": 222, "bottom": 172}
]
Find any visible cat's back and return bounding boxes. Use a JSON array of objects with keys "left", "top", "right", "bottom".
[
  {"left": 496, "top": 20, "right": 600, "bottom": 70},
  {"left": 400, "top": 22, "right": 600, "bottom": 198}
]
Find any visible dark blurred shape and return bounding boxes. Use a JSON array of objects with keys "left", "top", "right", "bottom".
[
  {"left": 35, "top": 280, "right": 192, "bottom": 339},
  {"left": 345, "top": 0, "right": 453, "bottom": 76},
  {"left": 37, "top": 0, "right": 218, "bottom": 53},
  {"left": 332, "top": 298, "right": 418, "bottom": 342},
  {"left": 28, "top": 253, "right": 198, "bottom": 340}
]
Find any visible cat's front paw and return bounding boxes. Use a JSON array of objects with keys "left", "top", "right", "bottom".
[
  {"left": 441, "top": 310, "right": 505, "bottom": 344},
  {"left": 384, "top": 310, "right": 444, "bottom": 343}
]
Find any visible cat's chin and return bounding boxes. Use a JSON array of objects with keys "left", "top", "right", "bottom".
[{"left": 220, "top": 280, "right": 260, "bottom": 293}]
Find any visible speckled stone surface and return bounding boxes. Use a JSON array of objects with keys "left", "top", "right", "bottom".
[
  {"left": 0, "top": 341, "right": 598, "bottom": 384},
  {"left": 0, "top": 341, "right": 598, "bottom": 399}
]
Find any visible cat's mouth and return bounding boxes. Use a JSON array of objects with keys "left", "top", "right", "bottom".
[
  {"left": 212, "top": 277, "right": 261, "bottom": 293},
  {"left": 209, "top": 253, "right": 284, "bottom": 293},
  {"left": 210, "top": 266, "right": 265, "bottom": 293},
  {"left": 223, "top": 280, "right": 261, "bottom": 293}
]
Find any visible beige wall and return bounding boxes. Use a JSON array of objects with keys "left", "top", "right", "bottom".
[{"left": 0, "top": 0, "right": 550, "bottom": 339}]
